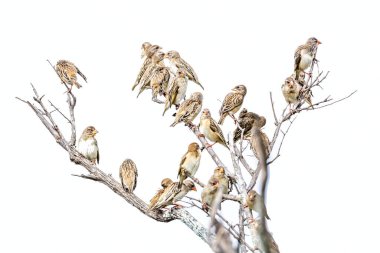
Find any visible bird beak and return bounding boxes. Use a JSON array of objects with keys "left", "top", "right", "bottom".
[
  {"left": 140, "top": 50, "right": 145, "bottom": 59},
  {"left": 94, "top": 130, "right": 99, "bottom": 134},
  {"left": 317, "top": 40, "right": 322, "bottom": 45},
  {"left": 192, "top": 186, "right": 197, "bottom": 191}
]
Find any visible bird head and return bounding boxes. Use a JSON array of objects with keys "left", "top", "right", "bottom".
[
  {"left": 165, "top": 50, "right": 180, "bottom": 60},
  {"left": 247, "top": 190, "right": 257, "bottom": 202},
  {"left": 307, "top": 37, "right": 322, "bottom": 45},
  {"left": 232, "top": 85, "right": 247, "bottom": 95},
  {"left": 214, "top": 166, "right": 225, "bottom": 177},
  {"left": 188, "top": 142, "right": 200, "bottom": 152},
  {"left": 161, "top": 178, "right": 173, "bottom": 188},
  {"left": 284, "top": 77, "right": 295, "bottom": 90},
  {"left": 201, "top": 108, "right": 211, "bottom": 119},
  {"left": 82, "top": 126, "right": 98, "bottom": 139},
  {"left": 176, "top": 68, "right": 186, "bottom": 77},
  {"left": 152, "top": 51, "right": 165, "bottom": 63},
  {"left": 190, "top": 92, "right": 203, "bottom": 102},
  {"left": 183, "top": 180, "right": 197, "bottom": 191},
  {"left": 147, "top": 45, "right": 162, "bottom": 58},
  {"left": 141, "top": 42, "right": 152, "bottom": 58},
  {"left": 238, "top": 108, "right": 248, "bottom": 119}
]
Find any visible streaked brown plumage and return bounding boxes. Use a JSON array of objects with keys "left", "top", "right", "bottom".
[
  {"left": 55, "top": 60, "right": 87, "bottom": 91},
  {"left": 294, "top": 37, "right": 321, "bottom": 81},
  {"left": 162, "top": 68, "right": 188, "bottom": 116},
  {"left": 137, "top": 51, "right": 170, "bottom": 103},
  {"left": 119, "top": 159, "right": 138, "bottom": 193},
  {"left": 77, "top": 126, "right": 99, "bottom": 164},
  {"left": 246, "top": 190, "right": 270, "bottom": 220},
  {"left": 218, "top": 85, "right": 247, "bottom": 125},
  {"left": 208, "top": 167, "right": 229, "bottom": 194},
  {"left": 170, "top": 92, "right": 203, "bottom": 127},
  {"left": 250, "top": 127, "right": 270, "bottom": 161},
  {"left": 132, "top": 43, "right": 162, "bottom": 91},
  {"left": 165, "top": 50, "right": 204, "bottom": 90},
  {"left": 178, "top": 143, "right": 201, "bottom": 185},
  {"left": 282, "top": 76, "right": 301, "bottom": 110},
  {"left": 199, "top": 109, "right": 228, "bottom": 149},
  {"left": 201, "top": 178, "right": 219, "bottom": 211},
  {"left": 150, "top": 180, "right": 196, "bottom": 210},
  {"left": 149, "top": 178, "right": 173, "bottom": 209},
  {"left": 233, "top": 108, "right": 258, "bottom": 142}
]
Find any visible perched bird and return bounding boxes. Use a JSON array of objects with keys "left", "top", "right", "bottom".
[
  {"left": 281, "top": 76, "right": 301, "bottom": 110},
  {"left": 132, "top": 43, "right": 162, "bottom": 91},
  {"left": 218, "top": 85, "right": 247, "bottom": 125},
  {"left": 137, "top": 51, "right": 170, "bottom": 103},
  {"left": 198, "top": 109, "right": 228, "bottom": 149},
  {"left": 177, "top": 143, "right": 201, "bottom": 185},
  {"left": 151, "top": 180, "right": 196, "bottom": 210},
  {"left": 250, "top": 127, "right": 270, "bottom": 161},
  {"left": 246, "top": 190, "right": 270, "bottom": 220},
  {"left": 170, "top": 92, "right": 203, "bottom": 127},
  {"left": 165, "top": 50, "right": 204, "bottom": 90},
  {"left": 201, "top": 178, "right": 219, "bottom": 212},
  {"left": 294, "top": 37, "right": 322, "bottom": 81},
  {"left": 149, "top": 178, "right": 173, "bottom": 209},
  {"left": 77, "top": 126, "right": 99, "bottom": 164},
  {"left": 162, "top": 68, "right": 188, "bottom": 116},
  {"left": 233, "top": 108, "right": 258, "bottom": 142},
  {"left": 55, "top": 60, "right": 87, "bottom": 92},
  {"left": 208, "top": 167, "right": 229, "bottom": 194},
  {"left": 119, "top": 159, "right": 138, "bottom": 193}
]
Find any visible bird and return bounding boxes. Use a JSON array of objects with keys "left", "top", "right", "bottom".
[
  {"left": 137, "top": 51, "right": 170, "bottom": 103},
  {"left": 294, "top": 37, "right": 322, "bottom": 81},
  {"left": 170, "top": 92, "right": 203, "bottom": 127},
  {"left": 250, "top": 127, "right": 270, "bottom": 161},
  {"left": 150, "top": 180, "right": 196, "bottom": 210},
  {"left": 198, "top": 108, "right": 228, "bottom": 149},
  {"left": 281, "top": 76, "right": 301, "bottom": 111},
  {"left": 162, "top": 68, "right": 188, "bottom": 116},
  {"left": 165, "top": 50, "right": 204, "bottom": 90},
  {"left": 201, "top": 178, "right": 220, "bottom": 212},
  {"left": 55, "top": 60, "right": 87, "bottom": 92},
  {"left": 208, "top": 167, "right": 229, "bottom": 194},
  {"left": 132, "top": 43, "right": 162, "bottom": 91},
  {"left": 149, "top": 178, "right": 173, "bottom": 209},
  {"left": 119, "top": 159, "right": 138, "bottom": 193},
  {"left": 218, "top": 85, "right": 247, "bottom": 125},
  {"left": 246, "top": 190, "right": 270, "bottom": 220},
  {"left": 177, "top": 143, "right": 201, "bottom": 186},
  {"left": 233, "top": 108, "right": 258, "bottom": 142},
  {"left": 77, "top": 126, "right": 99, "bottom": 164}
]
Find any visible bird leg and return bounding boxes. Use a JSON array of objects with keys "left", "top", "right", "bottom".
[
  {"left": 172, "top": 203, "right": 184, "bottom": 209},
  {"left": 196, "top": 133, "right": 205, "bottom": 138}
]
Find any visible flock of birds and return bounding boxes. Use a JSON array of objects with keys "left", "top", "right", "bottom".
[{"left": 54, "top": 37, "right": 321, "bottom": 216}]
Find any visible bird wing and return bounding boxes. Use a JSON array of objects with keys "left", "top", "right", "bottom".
[
  {"left": 163, "top": 78, "right": 179, "bottom": 115},
  {"left": 209, "top": 117, "right": 228, "bottom": 145},
  {"left": 294, "top": 44, "right": 308, "bottom": 71},
  {"left": 75, "top": 66, "right": 87, "bottom": 82},
  {"left": 154, "top": 182, "right": 181, "bottom": 209},
  {"left": 219, "top": 93, "right": 243, "bottom": 114},
  {"left": 132, "top": 58, "right": 152, "bottom": 90}
]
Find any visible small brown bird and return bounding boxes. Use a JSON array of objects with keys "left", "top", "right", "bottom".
[
  {"left": 250, "top": 127, "right": 270, "bottom": 161},
  {"left": 119, "top": 159, "right": 138, "bottom": 193},
  {"left": 137, "top": 51, "right": 170, "bottom": 103},
  {"left": 162, "top": 68, "right": 188, "bottom": 116},
  {"left": 294, "top": 37, "right": 321, "bottom": 81},
  {"left": 165, "top": 50, "right": 204, "bottom": 90},
  {"left": 132, "top": 43, "right": 162, "bottom": 91},
  {"left": 246, "top": 190, "right": 270, "bottom": 220},
  {"left": 199, "top": 109, "right": 228, "bottom": 149},
  {"left": 151, "top": 180, "right": 196, "bottom": 210},
  {"left": 201, "top": 178, "right": 219, "bottom": 211},
  {"left": 55, "top": 60, "right": 87, "bottom": 92},
  {"left": 170, "top": 92, "right": 203, "bottom": 127},
  {"left": 178, "top": 143, "right": 201, "bottom": 185},
  {"left": 281, "top": 76, "right": 301, "bottom": 111},
  {"left": 208, "top": 167, "right": 229, "bottom": 194},
  {"left": 77, "top": 126, "right": 99, "bottom": 164},
  {"left": 218, "top": 85, "right": 247, "bottom": 125},
  {"left": 234, "top": 109, "right": 267, "bottom": 142},
  {"left": 149, "top": 178, "right": 173, "bottom": 209}
]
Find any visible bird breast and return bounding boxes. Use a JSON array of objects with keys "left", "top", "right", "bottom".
[
  {"left": 174, "top": 78, "right": 188, "bottom": 104},
  {"left": 78, "top": 138, "right": 98, "bottom": 160},
  {"left": 182, "top": 152, "right": 201, "bottom": 176},
  {"left": 299, "top": 53, "right": 313, "bottom": 71},
  {"left": 200, "top": 119, "right": 218, "bottom": 142}
]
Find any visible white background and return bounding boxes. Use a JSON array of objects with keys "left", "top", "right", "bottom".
[{"left": 1, "top": 0, "right": 378, "bottom": 252}]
